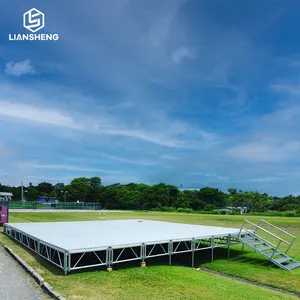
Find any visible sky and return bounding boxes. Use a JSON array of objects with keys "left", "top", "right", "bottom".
[{"left": 1, "top": 0, "right": 300, "bottom": 196}]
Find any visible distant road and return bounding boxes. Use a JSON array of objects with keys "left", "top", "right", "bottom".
[{"left": 10, "top": 209, "right": 133, "bottom": 213}]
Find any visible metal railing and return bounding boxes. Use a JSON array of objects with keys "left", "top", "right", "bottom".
[
  {"left": 238, "top": 219, "right": 296, "bottom": 255},
  {"left": 256, "top": 219, "right": 296, "bottom": 254},
  {"left": 240, "top": 227, "right": 278, "bottom": 248},
  {"left": 256, "top": 219, "right": 296, "bottom": 238},
  {"left": 0, "top": 200, "right": 102, "bottom": 210}
]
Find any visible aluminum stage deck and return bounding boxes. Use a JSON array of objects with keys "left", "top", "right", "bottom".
[{"left": 3, "top": 220, "right": 242, "bottom": 274}]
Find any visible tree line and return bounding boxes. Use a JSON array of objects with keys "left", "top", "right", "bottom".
[{"left": 0, "top": 177, "right": 300, "bottom": 214}]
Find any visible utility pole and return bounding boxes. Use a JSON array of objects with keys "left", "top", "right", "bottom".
[
  {"left": 61, "top": 190, "right": 68, "bottom": 202},
  {"left": 21, "top": 181, "right": 24, "bottom": 201}
]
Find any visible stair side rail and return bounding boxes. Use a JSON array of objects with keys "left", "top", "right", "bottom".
[
  {"left": 238, "top": 219, "right": 293, "bottom": 254},
  {"left": 256, "top": 219, "right": 296, "bottom": 254},
  {"left": 239, "top": 227, "right": 278, "bottom": 249}
]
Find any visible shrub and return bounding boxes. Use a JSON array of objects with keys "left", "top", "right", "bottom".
[
  {"left": 177, "top": 207, "right": 193, "bottom": 213},
  {"left": 248, "top": 211, "right": 300, "bottom": 217},
  {"left": 203, "top": 204, "right": 216, "bottom": 211},
  {"left": 283, "top": 211, "right": 297, "bottom": 217},
  {"left": 160, "top": 206, "right": 177, "bottom": 212}
]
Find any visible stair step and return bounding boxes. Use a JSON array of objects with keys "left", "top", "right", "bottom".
[
  {"left": 239, "top": 220, "right": 298, "bottom": 271},
  {"left": 265, "top": 251, "right": 282, "bottom": 258},
  {"left": 284, "top": 262, "right": 300, "bottom": 270},
  {"left": 241, "top": 239, "right": 256, "bottom": 244},
  {"left": 274, "top": 256, "right": 291, "bottom": 264},
  {"left": 241, "top": 236, "right": 255, "bottom": 242},
  {"left": 257, "top": 245, "right": 273, "bottom": 252},
  {"left": 248, "top": 241, "right": 264, "bottom": 246}
]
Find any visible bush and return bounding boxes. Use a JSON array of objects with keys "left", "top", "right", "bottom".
[
  {"left": 248, "top": 211, "right": 300, "bottom": 217},
  {"left": 197, "top": 210, "right": 219, "bottom": 215},
  {"left": 159, "top": 206, "right": 177, "bottom": 212},
  {"left": 177, "top": 207, "right": 193, "bottom": 213},
  {"left": 283, "top": 211, "right": 297, "bottom": 217},
  {"left": 151, "top": 208, "right": 160, "bottom": 211},
  {"left": 203, "top": 204, "right": 216, "bottom": 211},
  {"left": 138, "top": 207, "right": 300, "bottom": 217},
  {"left": 249, "top": 211, "right": 281, "bottom": 216}
]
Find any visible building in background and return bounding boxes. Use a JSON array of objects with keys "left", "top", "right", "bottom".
[
  {"left": 219, "top": 206, "right": 248, "bottom": 214},
  {"left": 37, "top": 196, "right": 58, "bottom": 204}
]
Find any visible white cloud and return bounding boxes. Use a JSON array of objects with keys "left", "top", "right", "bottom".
[
  {"left": 161, "top": 154, "right": 177, "bottom": 160},
  {"left": 98, "top": 127, "right": 186, "bottom": 148},
  {"left": 172, "top": 46, "right": 196, "bottom": 64},
  {"left": 226, "top": 76, "right": 300, "bottom": 164},
  {"left": 0, "top": 142, "right": 21, "bottom": 160},
  {"left": 101, "top": 153, "right": 156, "bottom": 166},
  {"left": 227, "top": 137, "right": 300, "bottom": 163},
  {"left": 289, "top": 61, "right": 300, "bottom": 68},
  {"left": 262, "top": 105, "right": 300, "bottom": 124},
  {"left": 0, "top": 95, "right": 215, "bottom": 149},
  {"left": 0, "top": 101, "right": 81, "bottom": 129},
  {"left": 246, "top": 176, "right": 282, "bottom": 183},
  {"left": 5, "top": 59, "right": 35, "bottom": 76},
  {"left": 34, "top": 164, "right": 123, "bottom": 173},
  {"left": 270, "top": 83, "right": 300, "bottom": 95},
  {"left": 148, "top": 2, "right": 181, "bottom": 48}
]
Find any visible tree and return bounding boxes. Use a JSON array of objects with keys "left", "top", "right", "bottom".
[
  {"left": 1, "top": 177, "right": 299, "bottom": 213},
  {"left": 198, "top": 187, "right": 227, "bottom": 207},
  {"left": 25, "top": 185, "right": 39, "bottom": 201},
  {"left": 89, "top": 177, "right": 102, "bottom": 188},
  {"left": 87, "top": 177, "right": 102, "bottom": 202},
  {"left": 54, "top": 183, "right": 65, "bottom": 190},
  {"left": 69, "top": 177, "right": 89, "bottom": 202},
  {"left": 37, "top": 182, "right": 54, "bottom": 196}
]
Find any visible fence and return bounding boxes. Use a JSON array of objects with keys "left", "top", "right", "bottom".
[{"left": 0, "top": 201, "right": 102, "bottom": 210}]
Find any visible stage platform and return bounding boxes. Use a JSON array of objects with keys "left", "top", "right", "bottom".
[{"left": 3, "top": 220, "right": 243, "bottom": 274}]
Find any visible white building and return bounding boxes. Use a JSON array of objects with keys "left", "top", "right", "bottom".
[
  {"left": 0, "top": 192, "right": 13, "bottom": 201},
  {"left": 226, "top": 206, "right": 248, "bottom": 214}
]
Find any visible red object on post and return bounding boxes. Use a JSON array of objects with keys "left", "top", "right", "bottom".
[{"left": 0, "top": 205, "right": 9, "bottom": 225}]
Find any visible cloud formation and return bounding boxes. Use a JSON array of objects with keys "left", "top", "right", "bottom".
[
  {"left": 1, "top": 0, "right": 300, "bottom": 195},
  {"left": 172, "top": 47, "right": 196, "bottom": 64},
  {"left": 5, "top": 59, "right": 35, "bottom": 76}
]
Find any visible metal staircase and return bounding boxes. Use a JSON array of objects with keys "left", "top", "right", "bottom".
[{"left": 238, "top": 219, "right": 300, "bottom": 270}]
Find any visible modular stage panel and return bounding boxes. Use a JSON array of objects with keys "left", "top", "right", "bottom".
[{"left": 3, "top": 220, "right": 243, "bottom": 274}]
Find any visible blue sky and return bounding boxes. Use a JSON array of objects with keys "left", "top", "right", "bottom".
[{"left": 1, "top": 0, "right": 300, "bottom": 195}]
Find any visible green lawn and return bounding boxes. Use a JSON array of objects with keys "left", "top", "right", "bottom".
[{"left": 1, "top": 211, "right": 299, "bottom": 299}]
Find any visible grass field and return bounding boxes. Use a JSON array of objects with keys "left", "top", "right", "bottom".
[{"left": 0, "top": 211, "right": 299, "bottom": 299}]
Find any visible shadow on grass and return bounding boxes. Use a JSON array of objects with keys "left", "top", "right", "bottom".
[
  {"left": 227, "top": 255, "right": 277, "bottom": 268},
  {"left": 67, "top": 247, "right": 250, "bottom": 275}
]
